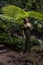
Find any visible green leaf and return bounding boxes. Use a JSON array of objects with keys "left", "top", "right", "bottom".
[
  {"left": 1, "top": 5, "right": 43, "bottom": 25},
  {"left": 27, "top": 11, "right": 43, "bottom": 20}
]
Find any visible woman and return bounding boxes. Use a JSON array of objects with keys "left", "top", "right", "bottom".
[{"left": 20, "top": 18, "right": 33, "bottom": 55}]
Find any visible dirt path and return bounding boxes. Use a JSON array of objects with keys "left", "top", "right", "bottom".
[{"left": 0, "top": 50, "right": 43, "bottom": 65}]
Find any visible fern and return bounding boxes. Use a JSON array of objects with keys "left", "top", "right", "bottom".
[
  {"left": 1, "top": 5, "right": 43, "bottom": 25},
  {"left": 0, "top": 14, "right": 13, "bottom": 22},
  {"left": 27, "top": 11, "right": 43, "bottom": 20}
]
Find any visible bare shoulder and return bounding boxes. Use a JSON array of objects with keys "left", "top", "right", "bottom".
[{"left": 27, "top": 23, "right": 32, "bottom": 27}]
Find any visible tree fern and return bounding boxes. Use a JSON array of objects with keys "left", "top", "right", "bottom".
[
  {"left": 1, "top": 5, "right": 43, "bottom": 25},
  {"left": 0, "top": 14, "right": 13, "bottom": 22},
  {"left": 27, "top": 11, "right": 43, "bottom": 20}
]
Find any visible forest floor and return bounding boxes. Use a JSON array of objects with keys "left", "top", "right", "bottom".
[{"left": 0, "top": 48, "right": 43, "bottom": 65}]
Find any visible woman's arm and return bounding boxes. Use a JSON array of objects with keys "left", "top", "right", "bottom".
[{"left": 22, "top": 30, "right": 26, "bottom": 39}]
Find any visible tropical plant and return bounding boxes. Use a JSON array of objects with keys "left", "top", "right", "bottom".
[
  {"left": 0, "top": 5, "right": 43, "bottom": 50},
  {"left": 1, "top": 5, "right": 43, "bottom": 24}
]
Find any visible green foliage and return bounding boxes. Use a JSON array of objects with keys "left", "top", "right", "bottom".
[
  {"left": 2, "top": 5, "right": 43, "bottom": 19},
  {"left": 30, "top": 36, "right": 40, "bottom": 46},
  {"left": 0, "top": 19, "right": 24, "bottom": 51},
  {"left": 0, "top": 33, "right": 13, "bottom": 43},
  {"left": 31, "top": 19, "right": 43, "bottom": 32},
  {"left": 1, "top": 5, "right": 28, "bottom": 24},
  {"left": 25, "top": 0, "right": 43, "bottom": 13},
  {"left": 28, "top": 11, "right": 43, "bottom": 20},
  {"left": 0, "top": 0, "right": 43, "bottom": 13},
  {"left": 0, "top": 14, "right": 13, "bottom": 22},
  {"left": 9, "top": 0, "right": 24, "bottom": 8},
  {"left": 0, "top": 5, "right": 43, "bottom": 51},
  {"left": 13, "top": 37, "right": 24, "bottom": 51},
  {"left": 1, "top": 5, "right": 43, "bottom": 25},
  {"left": 37, "top": 23, "right": 43, "bottom": 32},
  {"left": 0, "top": 5, "right": 43, "bottom": 33},
  {"left": 2, "top": 5, "right": 27, "bottom": 17}
]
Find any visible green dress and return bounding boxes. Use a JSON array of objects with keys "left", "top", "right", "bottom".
[{"left": 22, "top": 27, "right": 32, "bottom": 52}]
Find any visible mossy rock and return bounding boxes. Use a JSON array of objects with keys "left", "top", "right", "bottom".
[{"left": 31, "top": 46, "right": 43, "bottom": 53}]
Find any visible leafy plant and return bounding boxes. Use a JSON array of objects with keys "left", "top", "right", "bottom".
[
  {"left": 30, "top": 36, "right": 40, "bottom": 46},
  {"left": 1, "top": 5, "right": 43, "bottom": 25},
  {"left": 0, "top": 5, "right": 43, "bottom": 51}
]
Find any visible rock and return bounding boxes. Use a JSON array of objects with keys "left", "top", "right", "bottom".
[{"left": 0, "top": 44, "right": 8, "bottom": 54}]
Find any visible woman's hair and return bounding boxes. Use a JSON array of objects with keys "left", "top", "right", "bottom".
[{"left": 23, "top": 18, "right": 30, "bottom": 24}]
